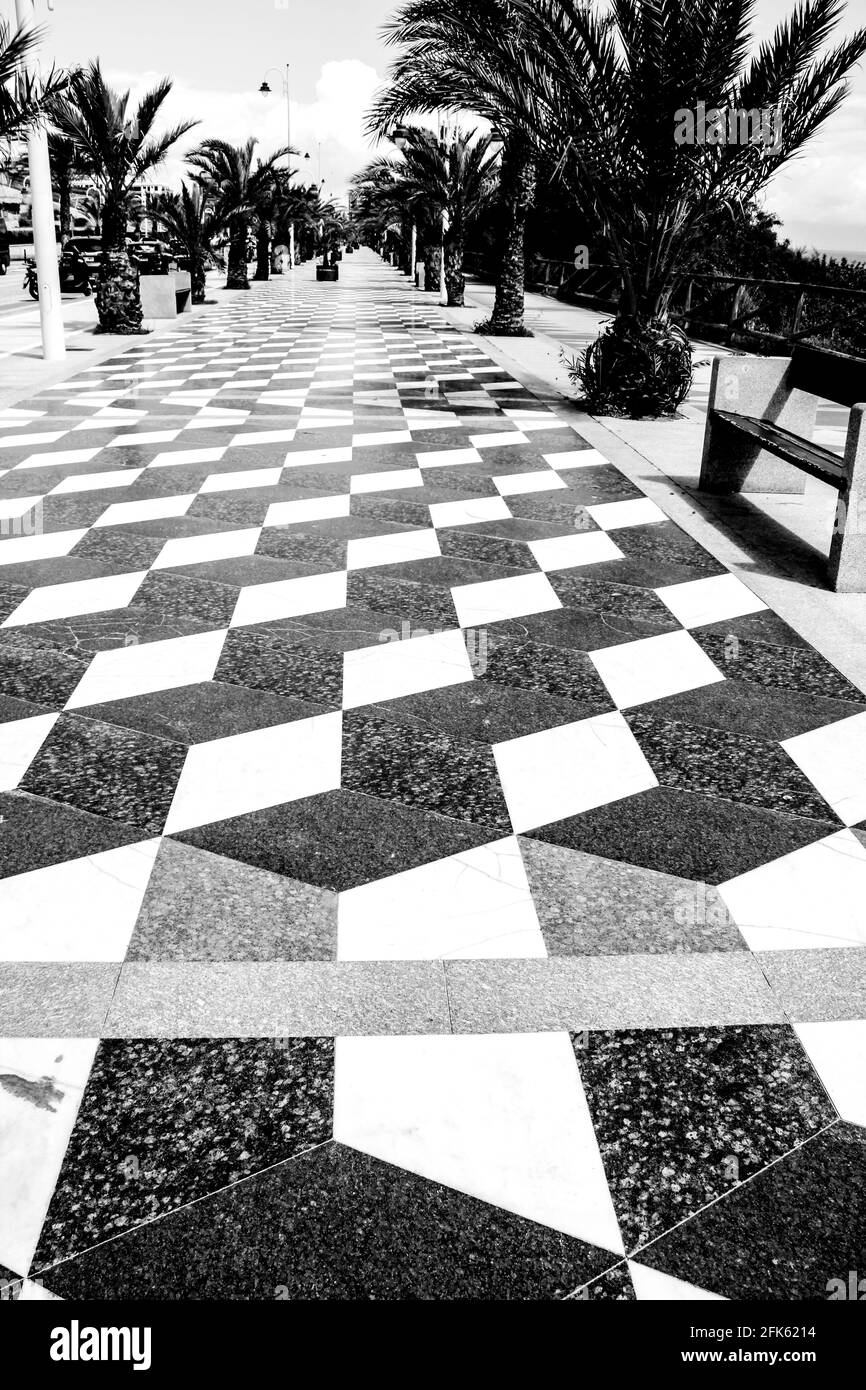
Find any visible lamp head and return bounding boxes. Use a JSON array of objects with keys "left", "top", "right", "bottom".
[{"left": 259, "top": 81, "right": 271, "bottom": 95}]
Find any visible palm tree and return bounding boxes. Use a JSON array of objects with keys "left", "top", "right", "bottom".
[
  {"left": 355, "top": 126, "right": 498, "bottom": 306},
  {"left": 53, "top": 62, "right": 196, "bottom": 334},
  {"left": 403, "top": 0, "right": 866, "bottom": 416},
  {"left": 370, "top": 0, "right": 536, "bottom": 334},
  {"left": 0, "top": 18, "right": 66, "bottom": 143},
  {"left": 186, "top": 139, "right": 290, "bottom": 289},
  {"left": 152, "top": 183, "right": 224, "bottom": 304}
]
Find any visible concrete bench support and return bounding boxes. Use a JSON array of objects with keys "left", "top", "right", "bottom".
[{"left": 699, "top": 357, "right": 811, "bottom": 495}]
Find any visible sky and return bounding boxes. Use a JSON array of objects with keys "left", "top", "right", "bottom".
[{"left": 5, "top": 0, "right": 866, "bottom": 254}]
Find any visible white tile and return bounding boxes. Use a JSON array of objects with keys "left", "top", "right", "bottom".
[
  {"left": 351, "top": 431, "right": 412, "bottom": 448},
  {"left": 283, "top": 447, "right": 352, "bottom": 469},
  {"left": 0, "top": 431, "right": 67, "bottom": 449},
  {"left": 347, "top": 528, "right": 440, "bottom": 571},
  {"left": 93, "top": 494, "right": 196, "bottom": 528},
  {"left": 13, "top": 447, "right": 101, "bottom": 470},
  {"left": 350, "top": 468, "right": 423, "bottom": 494},
  {"left": 0, "top": 1038, "right": 98, "bottom": 1275},
  {"left": 628, "top": 1262, "right": 726, "bottom": 1301},
  {"left": 781, "top": 711, "right": 866, "bottom": 827},
  {"left": 544, "top": 448, "right": 610, "bottom": 470},
  {"left": 2, "top": 571, "right": 147, "bottom": 629},
  {"left": 719, "top": 829, "right": 866, "bottom": 951},
  {"left": 452, "top": 571, "right": 561, "bottom": 629},
  {"left": 342, "top": 627, "right": 472, "bottom": 709},
  {"left": 228, "top": 430, "right": 296, "bottom": 447},
  {"left": 656, "top": 573, "right": 767, "bottom": 628},
  {"left": 416, "top": 447, "right": 482, "bottom": 469},
  {"left": 0, "top": 840, "right": 159, "bottom": 962},
  {"left": 794, "top": 1021, "right": 866, "bottom": 1126},
  {"left": 152, "top": 527, "right": 261, "bottom": 571},
  {"left": 0, "top": 713, "right": 58, "bottom": 790},
  {"left": 334, "top": 1033, "right": 624, "bottom": 1251},
  {"left": 586, "top": 497, "right": 668, "bottom": 529},
  {"left": 338, "top": 836, "right": 546, "bottom": 959},
  {"left": 230, "top": 569, "right": 347, "bottom": 628},
  {"left": 149, "top": 446, "right": 227, "bottom": 469},
  {"left": 65, "top": 628, "right": 227, "bottom": 710},
  {"left": 0, "top": 495, "right": 43, "bottom": 520},
  {"left": 493, "top": 711, "right": 657, "bottom": 833},
  {"left": 590, "top": 629, "right": 725, "bottom": 709},
  {"left": 199, "top": 467, "right": 282, "bottom": 493},
  {"left": 493, "top": 470, "right": 568, "bottom": 496},
  {"left": 470, "top": 432, "right": 529, "bottom": 449},
  {"left": 107, "top": 430, "right": 180, "bottom": 447},
  {"left": 529, "top": 532, "right": 624, "bottom": 571},
  {"left": 163, "top": 711, "right": 342, "bottom": 834},
  {"left": 264, "top": 495, "right": 350, "bottom": 527},
  {"left": 49, "top": 469, "right": 143, "bottom": 494},
  {"left": 429, "top": 495, "right": 512, "bottom": 529}
]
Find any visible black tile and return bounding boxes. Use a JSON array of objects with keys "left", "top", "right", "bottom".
[
  {"left": 636, "top": 677, "right": 861, "bottom": 741},
  {"left": 692, "top": 630, "right": 866, "bottom": 705},
  {"left": 481, "top": 634, "right": 615, "bottom": 709},
  {"left": 375, "top": 677, "right": 591, "bottom": 744},
  {"left": 627, "top": 710, "right": 837, "bottom": 821},
  {"left": 176, "top": 787, "right": 495, "bottom": 891},
  {"left": 38, "top": 1141, "right": 619, "bottom": 1300},
  {"left": 548, "top": 573, "right": 680, "bottom": 629},
  {"left": 19, "top": 713, "right": 187, "bottom": 835},
  {"left": 215, "top": 626, "right": 342, "bottom": 705},
  {"left": 347, "top": 570, "right": 457, "bottom": 627},
  {"left": 0, "top": 790, "right": 142, "bottom": 880},
  {"left": 77, "top": 680, "right": 322, "bottom": 745},
  {"left": 576, "top": 1024, "right": 835, "bottom": 1251},
  {"left": 342, "top": 707, "right": 511, "bottom": 831},
  {"left": 133, "top": 570, "right": 239, "bottom": 626},
  {"left": 0, "top": 634, "right": 90, "bottom": 705},
  {"left": 33, "top": 1037, "right": 334, "bottom": 1269},
  {"left": 634, "top": 1122, "right": 866, "bottom": 1299},
  {"left": 528, "top": 786, "right": 838, "bottom": 883}
]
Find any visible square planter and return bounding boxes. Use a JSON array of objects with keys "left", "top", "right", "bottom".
[{"left": 316, "top": 266, "right": 339, "bottom": 282}]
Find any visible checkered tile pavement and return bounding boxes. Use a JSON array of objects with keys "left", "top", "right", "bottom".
[{"left": 1, "top": 252, "right": 864, "bottom": 1301}]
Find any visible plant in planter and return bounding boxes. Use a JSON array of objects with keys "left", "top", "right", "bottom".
[
  {"left": 187, "top": 138, "right": 289, "bottom": 290},
  {"left": 52, "top": 63, "right": 196, "bottom": 334},
  {"left": 151, "top": 183, "right": 225, "bottom": 305}
]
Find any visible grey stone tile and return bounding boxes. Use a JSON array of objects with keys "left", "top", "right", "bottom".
[
  {"left": 757, "top": 948, "right": 866, "bottom": 1022},
  {"left": 0, "top": 964, "right": 120, "bottom": 1034},
  {"left": 103, "top": 961, "right": 452, "bottom": 1035},
  {"left": 444, "top": 954, "right": 785, "bottom": 1032}
]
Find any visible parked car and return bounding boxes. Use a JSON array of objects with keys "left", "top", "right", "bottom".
[
  {"left": 62, "top": 236, "right": 103, "bottom": 274},
  {"left": 0, "top": 228, "right": 10, "bottom": 276},
  {"left": 128, "top": 239, "right": 174, "bottom": 274}
]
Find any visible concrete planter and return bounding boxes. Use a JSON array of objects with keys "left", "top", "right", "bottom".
[
  {"left": 140, "top": 270, "right": 192, "bottom": 318},
  {"left": 316, "top": 266, "right": 339, "bottom": 282}
]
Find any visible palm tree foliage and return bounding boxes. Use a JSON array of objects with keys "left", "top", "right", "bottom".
[
  {"left": 370, "top": 0, "right": 537, "bottom": 333},
  {"left": 186, "top": 138, "right": 290, "bottom": 289},
  {"left": 373, "top": 0, "right": 866, "bottom": 414},
  {"left": 354, "top": 125, "right": 498, "bottom": 305},
  {"left": 152, "top": 182, "right": 225, "bottom": 304},
  {"left": 0, "top": 19, "right": 66, "bottom": 144},
  {"left": 46, "top": 128, "right": 94, "bottom": 245},
  {"left": 52, "top": 62, "right": 196, "bottom": 333}
]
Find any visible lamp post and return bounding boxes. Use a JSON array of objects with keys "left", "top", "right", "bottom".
[
  {"left": 259, "top": 64, "right": 294, "bottom": 269},
  {"left": 15, "top": 0, "right": 64, "bottom": 360},
  {"left": 390, "top": 125, "right": 416, "bottom": 284}
]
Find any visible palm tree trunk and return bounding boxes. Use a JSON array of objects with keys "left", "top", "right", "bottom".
[
  {"left": 226, "top": 217, "right": 250, "bottom": 289},
  {"left": 58, "top": 169, "right": 73, "bottom": 247},
  {"left": 191, "top": 249, "right": 207, "bottom": 305},
  {"left": 444, "top": 227, "right": 465, "bottom": 307},
  {"left": 423, "top": 243, "right": 441, "bottom": 293},
  {"left": 95, "top": 197, "right": 144, "bottom": 335},
  {"left": 489, "top": 140, "right": 535, "bottom": 333},
  {"left": 254, "top": 223, "right": 270, "bottom": 281}
]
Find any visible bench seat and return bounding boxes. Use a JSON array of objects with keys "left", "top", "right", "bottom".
[{"left": 713, "top": 411, "right": 846, "bottom": 486}]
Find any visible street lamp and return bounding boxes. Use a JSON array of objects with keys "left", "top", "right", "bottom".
[
  {"left": 389, "top": 126, "right": 416, "bottom": 284},
  {"left": 15, "top": 0, "right": 64, "bottom": 360},
  {"left": 259, "top": 64, "right": 295, "bottom": 270}
]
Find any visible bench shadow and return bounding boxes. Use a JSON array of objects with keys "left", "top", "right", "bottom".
[{"left": 680, "top": 484, "right": 833, "bottom": 589}]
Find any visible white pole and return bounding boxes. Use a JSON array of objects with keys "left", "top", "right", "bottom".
[
  {"left": 285, "top": 63, "right": 294, "bottom": 271},
  {"left": 16, "top": 0, "right": 65, "bottom": 360},
  {"left": 410, "top": 221, "right": 416, "bottom": 282}
]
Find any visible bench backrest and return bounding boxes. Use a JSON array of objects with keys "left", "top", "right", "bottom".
[{"left": 788, "top": 345, "right": 866, "bottom": 408}]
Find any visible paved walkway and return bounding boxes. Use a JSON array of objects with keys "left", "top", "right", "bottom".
[{"left": 0, "top": 250, "right": 864, "bottom": 1301}]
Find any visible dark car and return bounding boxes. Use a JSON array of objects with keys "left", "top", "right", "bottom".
[
  {"left": 62, "top": 236, "right": 102, "bottom": 272},
  {"left": 0, "top": 228, "right": 10, "bottom": 276},
  {"left": 128, "top": 239, "right": 174, "bottom": 275}
]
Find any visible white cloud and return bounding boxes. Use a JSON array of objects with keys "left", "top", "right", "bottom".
[{"left": 105, "top": 58, "right": 383, "bottom": 203}]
